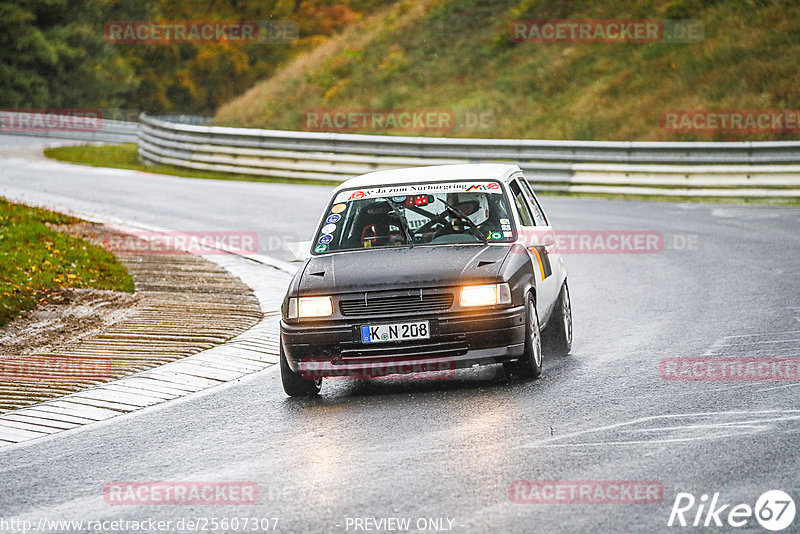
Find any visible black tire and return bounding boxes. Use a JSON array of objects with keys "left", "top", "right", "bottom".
[
  {"left": 543, "top": 280, "right": 572, "bottom": 357},
  {"left": 504, "top": 293, "right": 543, "bottom": 379},
  {"left": 280, "top": 344, "right": 322, "bottom": 397}
]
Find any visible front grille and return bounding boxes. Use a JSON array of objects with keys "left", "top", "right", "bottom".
[{"left": 340, "top": 292, "right": 454, "bottom": 316}]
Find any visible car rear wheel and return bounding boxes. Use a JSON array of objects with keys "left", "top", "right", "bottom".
[
  {"left": 504, "top": 294, "right": 543, "bottom": 379},
  {"left": 280, "top": 344, "right": 322, "bottom": 397},
  {"left": 544, "top": 280, "right": 572, "bottom": 356}
]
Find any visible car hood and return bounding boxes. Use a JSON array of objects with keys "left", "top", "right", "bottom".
[{"left": 299, "top": 245, "right": 511, "bottom": 294}]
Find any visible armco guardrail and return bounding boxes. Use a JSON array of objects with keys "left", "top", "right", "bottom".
[
  {"left": 0, "top": 110, "right": 138, "bottom": 144},
  {"left": 138, "top": 114, "right": 800, "bottom": 197}
]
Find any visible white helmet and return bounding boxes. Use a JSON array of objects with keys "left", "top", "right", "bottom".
[{"left": 448, "top": 193, "right": 489, "bottom": 227}]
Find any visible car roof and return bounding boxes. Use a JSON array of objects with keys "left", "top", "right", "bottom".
[{"left": 334, "top": 163, "right": 522, "bottom": 191}]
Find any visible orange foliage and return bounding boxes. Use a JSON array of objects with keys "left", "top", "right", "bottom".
[{"left": 296, "top": 1, "right": 360, "bottom": 36}]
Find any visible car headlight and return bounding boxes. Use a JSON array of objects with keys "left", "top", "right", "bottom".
[
  {"left": 289, "top": 296, "right": 334, "bottom": 319},
  {"left": 460, "top": 283, "right": 511, "bottom": 307}
]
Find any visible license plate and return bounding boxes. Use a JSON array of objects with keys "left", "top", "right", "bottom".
[{"left": 361, "top": 321, "right": 430, "bottom": 344}]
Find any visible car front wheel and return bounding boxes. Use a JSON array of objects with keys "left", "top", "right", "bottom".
[
  {"left": 504, "top": 293, "right": 543, "bottom": 379},
  {"left": 544, "top": 280, "right": 572, "bottom": 356},
  {"left": 280, "top": 344, "right": 322, "bottom": 397}
]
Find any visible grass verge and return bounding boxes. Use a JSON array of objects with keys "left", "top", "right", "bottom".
[
  {"left": 215, "top": 0, "right": 800, "bottom": 143},
  {"left": 44, "top": 143, "right": 799, "bottom": 206},
  {"left": 0, "top": 198, "right": 135, "bottom": 326},
  {"left": 541, "top": 190, "right": 800, "bottom": 206},
  {"left": 43, "top": 144, "right": 340, "bottom": 187}
]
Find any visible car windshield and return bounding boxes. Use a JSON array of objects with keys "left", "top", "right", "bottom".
[{"left": 312, "top": 181, "right": 516, "bottom": 254}]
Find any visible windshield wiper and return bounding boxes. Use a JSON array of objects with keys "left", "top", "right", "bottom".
[
  {"left": 386, "top": 199, "right": 415, "bottom": 247},
  {"left": 440, "top": 199, "right": 487, "bottom": 241}
]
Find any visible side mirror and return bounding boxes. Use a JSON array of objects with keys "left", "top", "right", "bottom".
[
  {"left": 538, "top": 226, "right": 557, "bottom": 252},
  {"left": 285, "top": 241, "right": 312, "bottom": 262},
  {"left": 520, "top": 226, "right": 557, "bottom": 252}
]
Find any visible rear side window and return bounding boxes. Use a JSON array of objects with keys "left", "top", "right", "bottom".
[
  {"left": 519, "top": 177, "right": 549, "bottom": 226},
  {"left": 509, "top": 181, "right": 535, "bottom": 227}
]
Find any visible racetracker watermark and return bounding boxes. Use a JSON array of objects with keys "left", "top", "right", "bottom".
[
  {"left": 662, "top": 110, "right": 800, "bottom": 134},
  {"left": 304, "top": 109, "right": 453, "bottom": 133},
  {"left": 104, "top": 20, "right": 298, "bottom": 44},
  {"left": 660, "top": 358, "right": 800, "bottom": 381},
  {"left": 510, "top": 20, "right": 702, "bottom": 43},
  {"left": 0, "top": 109, "right": 102, "bottom": 133},
  {"left": 0, "top": 355, "right": 112, "bottom": 380},
  {"left": 299, "top": 359, "right": 456, "bottom": 381},
  {"left": 509, "top": 480, "right": 663, "bottom": 504},
  {"left": 517, "top": 229, "right": 664, "bottom": 254},
  {"left": 102, "top": 231, "right": 258, "bottom": 255},
  {"left": 104, "top": 482, "right": 258, "bottom": 505},
  {"left": 302, "top": 109, "right": 495, "bottom": 133}
]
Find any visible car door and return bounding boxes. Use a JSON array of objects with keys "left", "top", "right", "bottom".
[
  {"left": 517, "top": 174, "right": 567, "bottom": 294},
  {"left": 508, "top": 177, "right": 559, "bottom": 322}
]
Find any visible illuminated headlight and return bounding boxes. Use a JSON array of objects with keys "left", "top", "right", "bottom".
[
  {"left": 289, "top": 296, "right": 334, "bottom": 319},
  {"left": 460, "top": 283, "right": 512, "bottom": 307}
]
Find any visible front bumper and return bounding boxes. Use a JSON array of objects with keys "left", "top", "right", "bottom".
[{"left": 280, "top": 306, "right": 526, "bottom": 378}]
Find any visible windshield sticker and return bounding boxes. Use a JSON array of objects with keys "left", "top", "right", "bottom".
[
  {"left": 331, "top": 203, "right": 347, "bottom": 214},
  {"left": 314, "top": 244, "right": 328, "bottom": 253},
  {"left": 326, "top": 214, "right": 341, "bottom": 224},
  {"left": 503, "top": 231, "right": 514, "bottom": 238},
  {"left": 502, "top": 224, "right": 512, "bottom": 231},
  {"left": 500, "top": 218, "right": 510, "bottom": 224},
  {"left": 334, "top": 182, "right": 503, "bottom": 203},
  {"left": 489, "top": 232, "right": 503, "bottom": 240},
  {"left": 318, "top": 234, "right": 333, "bottom": 245},
  {"left": 321, "top": 223, "right": 337, "bottom": 234}
]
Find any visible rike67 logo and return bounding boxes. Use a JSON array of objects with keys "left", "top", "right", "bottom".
[{"left": 668, "top": 490, "right": 795, "bottom": 531}]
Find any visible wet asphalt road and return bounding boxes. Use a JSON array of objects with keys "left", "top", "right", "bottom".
[{"left": 1, "top": 135, "right": 799, "bottom": 533}]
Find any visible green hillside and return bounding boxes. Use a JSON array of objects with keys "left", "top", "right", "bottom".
[{"left": 215, "top": 0, "right": 800, "bottom": 141}]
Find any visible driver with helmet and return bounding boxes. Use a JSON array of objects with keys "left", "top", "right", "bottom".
[{"left": 438, "top": 192, "right": 501, "bottom": 239}]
